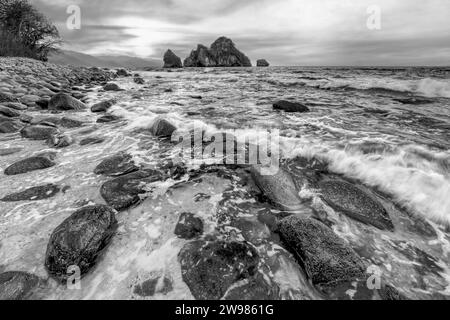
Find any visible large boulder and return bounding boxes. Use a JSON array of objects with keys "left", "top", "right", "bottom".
[
  {"left": 44, "top": 205, "right": 117, "bottom": 282},
  {"left": 0, "top": 105, "right": 21, "bottom": 118},
  {"left": 46, "top": 133, "right": 73, "bottom": 148},
  {"left": 1, "top": 184, "right": 61, "bottom": 202},
  {"left": 48, "top": 93, "right": 86, "bottom": 111},
  {"left": 273, "top": 100, "right": 310, "bottom": 113},
  {"left": 91, "top": 99, "right": 116, "bottom": 113},
  {"left": 184, "top": 37, "right": 252, "bottom": 67},
  {"left": 20, "top": 125, "right": 60, "bottom": 140},
  {"left": 0, "top": 120, "right": 23, "bottom": 133},
  {"left": 0, "top": 272, "right": 40, "bottom": 300},
  {"left": 277, "top": 216, "right": 365, "bottom": 287},
  {"left": 250, "top": 166, "right": 303, "bottom": 211},
  {"left": 174, "top": 212, "right": 203, "bottom": 239},
  {"left": 178, "top": 240, "right": 259, "bottom": 300},
  {"left": 94, "top": 152, "right": 139, "bottom": 177},
  {"left": 100, "top": 169, "right": 164, "bottom": 211},
  {"left": 103, "top": 83, "right": 122, "bottom": 91},
  {"left": 319, "top": 180, "right": 394, "bottom": 231},
  {"left": 257, "top": 59, "right": 270, "bottom": 67},
  {"left": 163, "top": 50, "right": 183, "bottom": 68},
  {"left": 4, "top": 153, "right": 56, "bottom": 175},
  {"left": 150, "top": 118, "right": 177, "bottom": 138}
]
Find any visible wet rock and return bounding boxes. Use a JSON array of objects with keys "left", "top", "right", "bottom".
[
  {"left": 4, "top": 154, "right": 56, "bottom": 175},
  {"left": 134, "top": 275, "right": 173, "bottom": 297},
  {"left": 0, "top": 272, "right": 40, "bottom": 300},
  {"left": 0, "top": 147, "right": 22, "bottom": 156},
  {"left": 20, "top": 94, "right": 40, "bottom": 105},
  {"left": 45, "top": 205, "right": 117, "bottom": 282},
  {"left": 91, "top": 99, "right": 116, "bottom": 113},
  {"left": 20, "top": 125, "right": 60, "bottom": 140},
  {"left": 3, "top": 102, "right": 27, "bottom": 111},
  {"left": 79, "top": 137, "right": 105, "bottom": 146},
  {"left": 150, "top": 117, "right": 177, "bottom": 137},
  {"left": 174, "top": 212, "right": 204, "bottom": 239},
  {"left": 273, "top": 100, "right": 310, "bottom": 113},
  {"left": 256, "top": 59, "right": 270, "bottom": 67},
  {"left": 0, "top": 105, "right": 21, "bottom": 118},
  {"left": 48, "top": 93, "right": 86, "bottom": 111},
  {"left": 97, "top": 114, "right": 121, "bottom": 123},
  {"left": 116, "top": 69, "right": 130, "bottom": 77},
  {"left": 223, "top": 274, "right": 279, "bottom": 300},
  {"left": 178, "top": 240, "right": 259, "bottom": 300},
  {"left": 250, "top": 166, "right": 303, "bottom": 211},
  {"left": 47, "top": 133, "right": 73, "bottom": 148},
  {"left": 60, "top": 117, "right": 84, "bottom": 128},
  {"left": 0, "top": 120, "right": 23, "bottom": 133},
  {"left": 103, "top": 83, "right": 122, "bottom": 91},
  {"left": 134, "top": 77, "right": 145, "bottom": 85},
  {"left": 94, "top": 152, "right": 139, "bottom": 177},
  {"left": 0, "top": 92, "right": 17, "bottom": 103},
  {"left": 100, "top": 169, "right": 164, "bottom": 211},
  {"left": 1, "top": 184, "right": 61, "bottom": 202},
  {"left": 277, "top": 216, "right": 365, "bottom": 287},
  {"left": 319, "top": 180, "right": 394, "bottom": 231},
  {"left": 163, "top": 49, "right": 183, "bottom": 68},
  {"left": 394, "top": 97, "right": 434, "bottom": 105},
  {"left": 35, "top": 98, "right": 49, "bottom": 109}
]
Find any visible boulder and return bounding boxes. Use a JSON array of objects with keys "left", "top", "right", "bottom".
[
  {"left": 1, "top": 184, "right": 61, "bottom": 202},
  {"left": 0, "top": 147, "right": 22, "bottom": 156},
  {"left": 0, "top": 92, "right": 17, "bottom": 103},
  {"left": 174, "top": 212, "right": 204, "bottom": 239},
  {"left": 91, "top": 100, "right": 116, "bottom": 113},
  {"left": 116, "top": 69, "right": 130, "bottom": 77},
  {"left": 3, "top": 102, "right": 27, "bottom": 111},
  {"left": 97, "top": 114, "right": 121, "bottom": 123},
  {"left": 134, "top": 77, "right": 145, "bottom": 85},
  {"left": 60, "top": 117, "right": 84, "bottom": 128},
  {"left": 103, "top": 83, "right": 122, "bottom": 91},
  {"left": 45, "top": 205, "right": 117, "bottom": 282},
  {"left": 4, "top": 154, "right": 56, "bottom": 175},
  {"left": 394, "top": 97, "right": 434, "bottom": 105},
  {"left": 277, "top": 216, "right": 365, "bottom": 287},
  {"left": 48, "top": 93, "right": 86, "bottom": 111},
  {"left": 250, "top": 166, "right": 303, "bottom": 211},
  {"left": 163, "top": 50, "right": 183, "bottom": 68},
  {"left": 178, "top": 240, "right": 259, "bottom": 300},
  {"left": 0, "top": 120, "right": 23, "bottom": 133},
  {"left": 94, "top": 152, "right": 139, "bottom": 177},
  {"left": 20, "top": 125, "right": 60, "bottom": 140},
  {"left": 0, "top": 105, "right": 21, "bottom": 118},
  {"left": 79, "top": 137, "right": 105, "bottom": 146},
  {"left": 319, "top": 180, "right": 394, "bottom": 231},
  {"left": 100, "top": 169, "right": 164, "bottom": 211},
  {"left": 273, "top": 100, "right": 310, "bottom": 113},
  {"left": 184, "top": 37, "right": 252, "bottom": 67},
  {"left": 150, "top": 118, "right": 177, "bottom": 137},
  {"left": 46, "top": 133, "right": 73, "bottom": 148},
  {"left": 0, "top": 272, "right": 40, "bottom": 300},
  {"left": 35, "top": 99, "right": 49, "bottom": 109},
  {"left": 257, "top": 59, "right": 270, "bottom": 67}
]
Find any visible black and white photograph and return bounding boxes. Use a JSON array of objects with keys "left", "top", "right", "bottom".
[{"left": 0, "top": 0, "right": 449, "bottom": 307}]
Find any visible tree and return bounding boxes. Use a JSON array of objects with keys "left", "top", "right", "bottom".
[{"left": 0, "top": 0, "right": 61, "bottom": 60}]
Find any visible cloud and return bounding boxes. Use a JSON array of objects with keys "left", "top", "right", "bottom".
[{"left": 32, "top": 0, "right": 450, "bottom": 65}]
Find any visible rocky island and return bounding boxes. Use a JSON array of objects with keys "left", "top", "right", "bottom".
[{"left": 184, "top": 37, "right": 252, "bottom": 67}]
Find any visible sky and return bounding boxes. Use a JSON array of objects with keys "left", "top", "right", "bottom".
[{"left": 32, "top": 0, "right": 450, "bottom": 66}]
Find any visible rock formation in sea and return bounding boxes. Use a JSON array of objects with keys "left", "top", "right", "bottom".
[
  {"left": 163, "top": 49, "right": 183, "bottom": 68},
  {"left": 257, "top": 59, "right": 270, "bottom": 67},
  {"left": 184, "top": 37, "right": 252, "bottom": 67}
]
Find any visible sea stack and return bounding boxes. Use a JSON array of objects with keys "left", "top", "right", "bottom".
[
  {"left": 163, "top": 49, "right": 183, "bottom": 68},
  {"left": 184, "top": 37, "right": 252, "bottom": 67},
  {"left": 257, "top": 59, "right": 270, "bottom": 67}
]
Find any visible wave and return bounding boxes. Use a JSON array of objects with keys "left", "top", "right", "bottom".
[{"left": 290, "top": 143, "right": 450, "bottom": 226}]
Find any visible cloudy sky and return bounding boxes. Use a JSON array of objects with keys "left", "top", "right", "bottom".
[{"left": 33, "top": 0, "right": 450, "bottom": 66}]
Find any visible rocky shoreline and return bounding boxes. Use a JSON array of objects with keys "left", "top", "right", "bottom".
[{"left": 0, "top": 57, "right": 448, "bottom": 300}]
